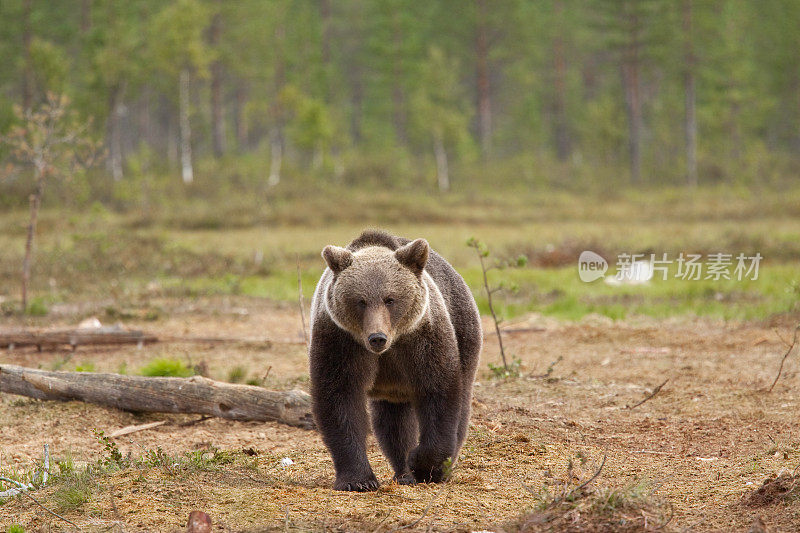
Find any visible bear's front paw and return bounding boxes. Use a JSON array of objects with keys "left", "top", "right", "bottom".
[
  {"left": 391, "top": 471, "right": 417, "bottom": 485},
  {"left": 333, "top": 473, "right": 380, "bottom": 492},
  {"left": 408, "top": 447, "right": 452, "bottom": 483}
]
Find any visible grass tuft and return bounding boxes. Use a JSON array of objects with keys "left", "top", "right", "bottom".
[{"left": 139, "top": 357, "right": 194, "bottom": 378}]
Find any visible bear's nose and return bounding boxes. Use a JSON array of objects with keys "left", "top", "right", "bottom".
[{"left": 368, "top": 333, "right": 387, "bottom": 351}]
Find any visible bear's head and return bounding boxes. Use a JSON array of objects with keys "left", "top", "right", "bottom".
[{"left": 321, "top": 239, "right": 429, "bottom": 354}]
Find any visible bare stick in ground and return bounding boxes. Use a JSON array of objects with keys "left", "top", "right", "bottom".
[
  {"left": 0, "top": 476, "right": 78, "bottom": 528},
  {"left": 0, "top": 364, "right": 315, "bottom": 429},
  {"left": 468, "top": 238, "right": 508, "bottom": 370},
  {"left": 531, "top": 356, "right": 563, "bottom": 379},
  {"left": 523, "top": 454, "right": 607, "bottom": 506},
  {"left": 767, "top": 325, "right": 800, "bottom": 392},
  {"left": 625, "top": 379, "right": 669, "bottom": 410},
  {"left": 567, "top": 454, "right": 607, "bottom": 500}
]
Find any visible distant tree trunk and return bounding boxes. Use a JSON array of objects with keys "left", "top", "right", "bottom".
[
  {"left": 22, "top": 171, "right": 45, "bottom": 310},
  {"left": 234, "top": 82, "right": 248, "bottom": 151},
  {"left": 391, "top": 8, "right": 407, "bottom": 144},
  {"left": 729, "top": 100, "right": 742, "bottom": 161},
  {"left": 268, "top": 23, "right": 285, "bottom": 184},
  {"left": 320, "top": 0, "right": 332, "bottom": 65},
  {"left": 22, "top": 0, "right": 33, "bottom": 111},
  {"left": 794, "top": 71, "right": 800, "bottom": 153},
  {"left": 320, "top": 0, "right": 333, "bottom": 103},
  {"left": 80, "top": 0, "right": 92, "bottom": 33},
  {"left": 620, "top": 3, "right": 643, "bottom": 184},
  {"left": 107, "top": 84, "right": 125, "bottom": 181},
  {"left": 433, "top": 130, "right": 449, "bottom": 193},
  {"left": 475, "top": 0, "right": 492, "bottom": 157},
  {"left": 140, "top": 86, "right": 154, "bottom": 149},
  {"left": 268, "top": 128, "right": 282, "bottom": 187},
  {"left": 350, "top": 72, "right": 364, "bottom": 144},
  {"left": 683, "top": 0, "right": 697, "bottom": 187},
  {"left": 552, "top": 0, "right": 571, "bottom": 161},
  {"left": 178, "top": 69, "right": 194, "bottom": 184},
  {"left": 209, "top": 11, "right": 225, "bottom": 158}
]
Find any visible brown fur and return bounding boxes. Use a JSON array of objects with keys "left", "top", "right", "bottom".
[{"left": 309, "top": 229, "right": 482, "bottom": 491}]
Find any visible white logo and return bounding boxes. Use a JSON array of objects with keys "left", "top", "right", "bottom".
[{"left": 578, "top": 251, "right": 608, "bottom": 282}]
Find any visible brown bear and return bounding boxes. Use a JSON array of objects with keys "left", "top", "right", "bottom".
[{"left": 309, "top": 229, "right": 482, "bottom": 491}]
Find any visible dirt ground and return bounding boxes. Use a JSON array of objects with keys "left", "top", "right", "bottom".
[{"left": 2, "top": 297, "right": 800, "bottom": 532}]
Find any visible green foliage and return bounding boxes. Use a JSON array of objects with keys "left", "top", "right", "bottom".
[
  {"left": 24, "top": 296, "right": 48, "bottom": 316},
  {"left": 2, "top": 0, "right": 800, "bottom": 196},
  {"left": 74, "top": 362, "right": 96, "bottom": 372},
  {"left": 93, "top": 429, "right": 125, "bottom": 469},
  {"left": 29, "top": 38, "right": 69, "bottom": 95},
  {"left": 488, "top": 357, "right": 522, "bottom": 379},
  {"left": 7, "top": 525, "right": 25, "bottom": 533},
  {"left": 139, "top": 357, "right": 194, "bottom": 378},
  {"left": 149, "top": 0, "right": 211, "bottom": 78}
]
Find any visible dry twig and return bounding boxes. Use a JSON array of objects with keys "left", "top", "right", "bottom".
[
  {"left": 0, "top": 476, "right": 78, "bottom": 528},
  {"left": 625, "top": 379, "right": 669, "bottom": 410},
  {"left": 562, "top": 454, "right": 607, "bottom": 503},
  {"left": 531, "top": 356, "right": 563, "bottom": 379},
  {"left": 767, "top": 325, "right": 800, "bottom": 392}
]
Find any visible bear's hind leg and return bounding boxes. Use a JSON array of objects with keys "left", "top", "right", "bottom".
[
  {"left": 371, "top": 400, "right": 418, "bottom": 484},
  {"left": 455, "top": 390, "right": 472, "bottom": 455}
]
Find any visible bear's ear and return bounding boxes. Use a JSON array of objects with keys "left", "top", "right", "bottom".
[
  {"left": 395, "top": 238, "right": 429, "bottom": 277},
  {"left": 322, "top": 245, "right": 353, "bottom": 273}
]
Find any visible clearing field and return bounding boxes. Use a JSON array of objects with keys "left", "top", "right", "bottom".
[
  {"left": 1, "top": 190, "right": 799, "bottom": 531},
  {"left": 2, "top": 297, "right": 800, "bottom": 532}
]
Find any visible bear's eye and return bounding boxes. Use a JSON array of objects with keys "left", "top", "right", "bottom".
[
  {"left": 384, "top": 297, "right": 394, "bottom": 306},
  {"left": 357, "top": 299, "right": 367, "bottom": 309}
]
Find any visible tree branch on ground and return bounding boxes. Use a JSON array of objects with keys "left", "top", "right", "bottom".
[
  {"left": 0, "top": 364, "right": 315, "bottom": 429},
  {"left": 625, "top": 379, "right": 669, "bottom": 409},
  {"left": 767, "top": 325, "right": 800, "bottom": 392}
]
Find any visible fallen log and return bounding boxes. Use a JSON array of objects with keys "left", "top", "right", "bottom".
[
  {"left": 0, "top": 328, "right": 306, "bottom": 352},
  {"left": 0, "top": 328, "right": 158, "bottom": 351},
  {"left": 0, "top": 364, "right": 315, "bottom": 430}
]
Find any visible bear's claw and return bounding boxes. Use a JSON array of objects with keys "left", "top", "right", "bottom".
[
  {"left": 334, "top": 477, "right": 380, "bottom": 492},
  {"left": 392, "top": 472, "right": 417, "bottom": 485}
]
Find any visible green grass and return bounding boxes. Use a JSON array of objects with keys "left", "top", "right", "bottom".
[
  {"left": 154, "top": 261, "right": 799, "bottom": 322},
  {"left": 52, "top": 473, "right": 92, "bottom": 513},
  {"left": 1, "top": 186, "right": 798, "bottom": 322},
  {"left": 464, "top": 263, "right": 800, "bottom": 321},
  {"left": 138, "top": 358, "right": 195, "bottom": 378}
]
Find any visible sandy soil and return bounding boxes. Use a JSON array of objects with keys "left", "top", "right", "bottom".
[{"left": 2, "top": 297, "right": 799, "bottom": 532}]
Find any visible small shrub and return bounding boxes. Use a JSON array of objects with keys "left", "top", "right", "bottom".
[
  {"left": 25, "top": 297, "right": 48, "bottom": 316},
  {"left": 74, "top": 362, "right": 95, "bottom": 372},
  {"left": 488, "top": 356, "right": 522, "bottom": 379},
  {"left": 7, "top": 524, "right": 25, "bottom": 533},
  {"left": 139, "top": 357, "right": 194, "bottom": 377},
  {"left": 227, "top": 365, "right": 247, "bottom": 383},
  {"left": 93, "top": 429, "right": 125, "bottom": 468}
]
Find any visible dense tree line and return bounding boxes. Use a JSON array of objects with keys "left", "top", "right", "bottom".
[{"left": 1, "top": 0, "right": 798, "bottom": 194}]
